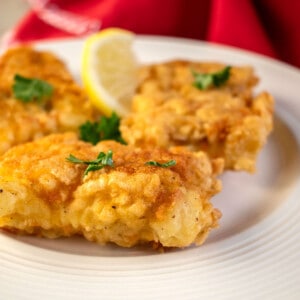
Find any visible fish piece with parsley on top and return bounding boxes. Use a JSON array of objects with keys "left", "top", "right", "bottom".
[
  {"left": 0, "top": 133, "right": 223, "bottom": 248},
  {"left": 0, "top": 46, "right": 97, "bottom": 155},
  {"left": 121, "top": 60, "right": 274, "bottom": 172}
]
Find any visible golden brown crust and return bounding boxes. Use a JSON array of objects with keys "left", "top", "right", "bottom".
[
  {"left": 0, "top": 46, "right": 98, "bottom": 155},
  {"left": 0, "top": 46, "right": 74, "bottom": 94},
  {"left": 121, "top": 60, "right": 274, "bottom": 172},
  {"left": 0, "top": 133, "right": 222, "bottom": 248}
]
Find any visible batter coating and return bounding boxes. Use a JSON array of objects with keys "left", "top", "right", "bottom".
[
  {"left": 0, "top": 133, "right": 223, "bottom": 248},
  {"left": 0, "top": 46, "right": 97, "bottom": 155},
  {"left": 121, "top": 60, "right": 274, "bottom": 172}
]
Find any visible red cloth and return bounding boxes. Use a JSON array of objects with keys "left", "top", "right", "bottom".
[{"left": 4, "top": 0, "right": 300, "bottom": 68}]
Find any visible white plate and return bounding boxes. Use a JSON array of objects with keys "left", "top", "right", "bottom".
[{"left": 1, "top": 36, "right": 300, "bottom": 300}]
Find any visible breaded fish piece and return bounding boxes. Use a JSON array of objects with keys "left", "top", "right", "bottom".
[
  {"left": 0, "top": 133, "right": 222, "bottom": 248},
  {"left": 121, "top": 60, "right": 274, "bottom": 172},
  {"left": 0, "top": 46, "right": 97, "bottom": 155},
  {"left": 0, "top": 46, "right": 74, "bottom": 94}
]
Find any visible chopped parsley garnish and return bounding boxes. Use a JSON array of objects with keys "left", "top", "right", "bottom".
[
  {"left": 192, "top": 66, "right": 231, "bottom": 90},
  {"left": 66, "top": 150, "right": 114, "bottom": 176},
  {"left": 145, "top": 160, "right": 176, "bottom": 168},
  {"left": 12, "top": 74, "right": 53, "bottom": 103},
  {"left": 79, "top": 112, "right": 126, "bottom": 145}
]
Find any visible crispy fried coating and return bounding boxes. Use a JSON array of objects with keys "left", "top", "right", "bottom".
[
  {"left": 0, "top": 46, "right": 97, "bottom": 155},
  {"left": 0, "top": 133, "right": 222, "bottom": 248},
  {"left": 121, "top": 60, "right": 274, "bottom": 172},
  {"left": 0, "top": 46, "right": 74, "bottom": 94}
]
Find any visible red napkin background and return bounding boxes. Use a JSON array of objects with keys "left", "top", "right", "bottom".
[{"left": 6, "top": 0, "right": 300, "bottom": 68}]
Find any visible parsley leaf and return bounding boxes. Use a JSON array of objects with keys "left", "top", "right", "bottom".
[
  {"left": 145, "top": 160, "right": 176, "bottom": 168},
  {"left": 66, "top": 150, "right": 114, "bottom": 176},
  {"left": 13, "top": 74, "right": 53, "bottom": 103},
  {"left": 192, "top": 66, "right": 231, "bottom": 90},
  {"left": 79, "top": 121, "right": 101, "bottom": 145},
  {"left": 79, "top": 112, "right": 126, "bottom": 145}
]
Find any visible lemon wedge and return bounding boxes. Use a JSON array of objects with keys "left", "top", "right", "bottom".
[{"left": 81, "top": 28, "right": 138, "bottom": 116}]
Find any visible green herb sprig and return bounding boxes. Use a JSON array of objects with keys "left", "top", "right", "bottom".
[
  {"left": 79, "top": 112, "right": 125, "bottom": 145},
  {"left": 66, "top": 150, "right": 114, "bottom": 176},
  {"left": 145, "top": 160, "right": 176, "bottom": 168},
  {"left": 12, "top": 74, "right": 53, "bottom": 103},
  {"left": 192, "top": 66, "right": 231, "bottom": 90}
]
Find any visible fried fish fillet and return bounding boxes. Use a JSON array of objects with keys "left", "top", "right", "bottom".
[
  {"left": 121, "top": 60, "right": 274, "bottom": 172},
  {"left": 0, "top": 133, "right": 222, "bottom": 248},
  {"left": 0, "top": 46, "right": 97, "bottom": 155}
]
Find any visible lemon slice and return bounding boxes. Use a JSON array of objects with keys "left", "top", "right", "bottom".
[{"left": 81, "top": 28, "right": 138, "bottom": 116}]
